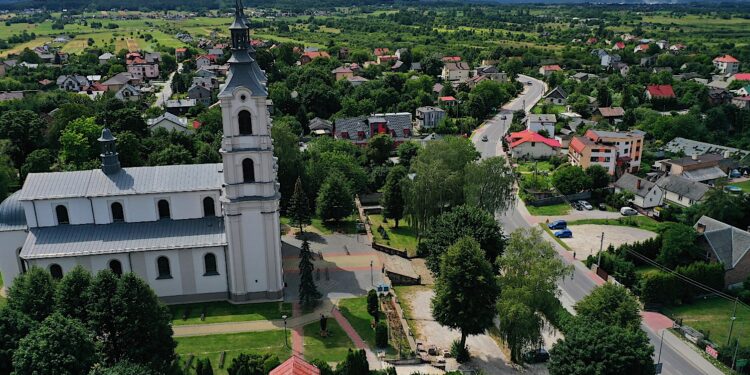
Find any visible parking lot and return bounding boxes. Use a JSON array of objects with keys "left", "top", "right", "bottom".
[{"left": 559, "top": 224, "right": 658, "bottom": 258}]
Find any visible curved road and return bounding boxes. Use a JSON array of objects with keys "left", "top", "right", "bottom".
[{"left": 472, "top": 75, "right": 721, "bottom": 375}]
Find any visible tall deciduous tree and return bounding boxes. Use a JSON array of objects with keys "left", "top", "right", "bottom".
[
  {"left": 316, "top": 171, "right": 354, "bottom": 222},
  {"left": 464, "top": 157, "right": 515, "bottom": 215},
  {"left": 585, "top": 164, "right": 611, "bottom": 190},
  {"left": 12, "top": 313, "right": 97, "bottom": 375},
  {"left": 335, "top": 349, "right": 369, "bottom": 375},
  {"left": 7, "top": 267, "right": 56, "bottom": 322},
  {"left": 366, "top": 134, "right": 394, "bottom": 166},
  {"left": 381, "top": 166, "right": 407, "bottom": 228},
  {"left": 87, "top": 270, "right": 120, "bottom": 363},
  {"left": 59, "top": 116, "right": 103, "bottom": 170},
  {"left": 288, "top": 177, "right": 311, "bottom": 233},
  {"left": 496, "top": 228, "right": 572, "bottom": 363},
  {"left": 432, "top": 237, "right": 500, "bottom": 354},
  {"left": 574, "top": 283, "right": 642, "bottom": 330},
  {"left": 55, "top": 265, "right": 92, "bottom": 323},
  {"left": 298, "top": 239, "right": 321, "bottom": 308},
  {"left": 552, "top": 165, "right": 590, "bottom": 195},
  {"left": 396, "top": 141, "right": 420, "bottom": 169},
  {"left": 0, "top": 109, "right": 47, "bottom": 167},
  {"left": 272, "top": 121, "right": 303, "bottom": 210},
  {"left": 0, "top": 307, "right": 37, "bottom": 375}
]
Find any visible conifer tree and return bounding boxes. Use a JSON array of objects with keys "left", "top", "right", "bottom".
[
  {"left": 288, "top": 177, "right": 311, "bottom": 233},
  {"left": 298, "top": 238, "right": 322, "bottom": 309}
]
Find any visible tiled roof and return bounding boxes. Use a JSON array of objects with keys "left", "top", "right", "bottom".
[
  {"left": 597, "top": 107, "right": 625, "bottom": 117},
  {"left": 19, "top": 164, "right": 223, "bottom": 201},
  {"left": 444, "top": 62, "right": 470, "bottom": 71},
  {"left": 506, "top": 130, "right": 561, "bottom": 149},
  {"left": 714, "top": 55, "right": 739, "bottom": 63},
  {"left": 527, "top": 114, "right": 557, "bottom": 123},
  {"left": 613, "top": 173, "right": 654, "bottom": 198},
  {"left": 270, "top": 356, "right": 320, "bottom": 375},
  {"left": 646, "top": 84, "right": 676, "bottom": 98},
  {"left": 734, "top": 73, "right": 750, "bottom": 81},
  {"left": 334, "top": 113, "right": 412, "bottom": 141},
  {"left": 21, "top": 217, "right": 226, "bottom": 259},
  {"left": 541, "top": 64, "right": 562, "bottom": 71},
  {"left": 544, "top": 86, "right": 568, "bottom": 99},
  {"left": 656, "top": 175, "right": 710, "bottom": 202},
  {"left": 695, "top": 215, "right": 750, "bottom": 269},
  {"left": 665, "top": 153, "right": 724, "bottom": 167}
]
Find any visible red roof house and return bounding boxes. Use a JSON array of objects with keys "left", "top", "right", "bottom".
[
  {"left": 645, "top": 84, "right": 676, "bottom": 100},
  {"left": 734, "top": 73, "right": 750, "bottom": 81},
  {"left": 505, "top": 130, "right": 561, "bottom": 159},
  {"left": 438, "top": 96, "right": 457, "bottom": 103},
  {"left": 299, "top": 51, "right": 331, "bottom": 65},
  {"left": 373, "top": 48, "right": 390, "bottom": 56},
  {"left": 539, "top": 65, "right": 562, "bottom": 76},
  {"left": 270, "top": 356, "right": 320, "bottom": 375},
  {"left": 613, "top": 41, "right": 626, "bottom": 50},
  {"left": 506, "top": 130, "right": 561, "bottom": 149},
  {"left": 586, "top": 37, "right": 598, "bottom": 45},
  {"left": 442, "top": 56, "right": 462, "bottom": 62},
  {"left": 714, "top": 55, "right": 739, "bottom": 63}
]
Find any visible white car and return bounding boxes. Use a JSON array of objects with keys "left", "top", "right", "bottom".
[
  {"left": 579, "top": 200, "right": 593, "bottom": 210},
  {"left": 620, "top": 207, "right": 638, "bottom": 216}
]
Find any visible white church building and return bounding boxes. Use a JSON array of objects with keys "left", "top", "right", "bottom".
[{"left": 0, "top": 4, "right": 284, "bottom": 304}]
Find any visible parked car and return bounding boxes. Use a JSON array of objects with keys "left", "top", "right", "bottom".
[
  {"left": 571, "top": 201, "right": 583, "bottom": 211},
  {"left": 554, "top": 229, "right": 573, "bottom": 238},
  {"left": 482, "top": 135, "right": 488, "bottom": 142},
  {"left": 730, "top": 169, "right": 742, "bottom": 178},
  {"left": 524, "top": 348, "right": 550, "bottom": 364},
  {"left": 548, "top": 220, "right": 567, "bottom": 230},
  {"left": 620, "top": 207, "right": 638, "bottom": 216},
  {"left": 579, "top": 200, "right": 593, "bottom": 210},
  {"left": 598, "top": 203, "right": 607, "bottom": 211}
]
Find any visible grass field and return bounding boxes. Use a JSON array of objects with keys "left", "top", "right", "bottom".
[
  {"left": 303, "top": 318, "right": 356, "bottom": 363},
  {"left": 368, "top": 214, "right": 418, "bottom": 256},
  {"left": 532, "top": 104, "right": 566, "bottom": 115},
  {"left": 169, "top": 301, "right": 292, "bottom": 326},
  {"left": 732, "top": 180, "right": 750, "bottom": 193},
  {"left": 516, "top": 161, "right": 553, "bottom": 173},
  {"left": 526, "top": 203, "right": 570, "bottom": 216},
  {"left": 338, "top": 296, "right": 396, "bottom": 354},
  {"left": 177, "top": 330, "right": 291, "bottom": 375},
  {"left": 567, "top": 216, "right": 663, "bottom": 233},
  {"left": 663, "top": 297, "right": 750, "bottom": 347}
]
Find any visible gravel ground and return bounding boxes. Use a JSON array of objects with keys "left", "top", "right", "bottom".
[{"left": 560, "top": 224, "right": 658, "bottom": 258}]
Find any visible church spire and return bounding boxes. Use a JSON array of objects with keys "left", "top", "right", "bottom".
[
  {"left": 229, "top": 0, "right": 248, "bottom": 51},
  {"left": 98, "top": 128, "right": 121, "bottom": 175}
]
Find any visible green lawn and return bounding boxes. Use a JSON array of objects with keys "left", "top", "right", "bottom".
[
  {"left": 311, "top": 216, "right": 358, "bottom": 235},
  {"left": 303, "top": 318, "right": 356, "bottom": 363},
  {"left": 663, "top": 297, "right": 750, "bottom": 347},
  {"left": 169, "top": 301, "right": 292, "bottom": 326},
  {"left": 338, "top": 296, "right": 396, "bottom": 354},
  {"left": 527, "top": 203, "right": 570, "bottom": 216},
  {"left": 516, "top": 161, "right": 553, "bottom": 173},
  {"left": 567, "top": 216, "right": 663, "bottom": 233},
  {"left": 368, "top": 214, "right": 418, "bottom": 256},
  {"left": 732, "top": 180, "right": 750, "bottom": 193},
  {"left": 176, "top": 330, "right": 291, "bottom": 375},
  {"left": 531, "top": 103, "right": 566, "bottom": 115}
]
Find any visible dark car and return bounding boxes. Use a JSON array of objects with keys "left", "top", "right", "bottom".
[
  {"left": 598, "top": 203, "right": 607, "bottom": 211},
  {"left": 555, "top": 229, "right": 573, "bottom": 238},
  {"left": 547, "top": 220, "right": 567, "bottom": 230},
  {"left": 524, "top": 348, "right": 550, "bottom": 363}
]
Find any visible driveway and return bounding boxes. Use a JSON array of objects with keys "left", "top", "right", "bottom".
[{"left": 559, "top": 224, "right": 658, "bottom": 258}]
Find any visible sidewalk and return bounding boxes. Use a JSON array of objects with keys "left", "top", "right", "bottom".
[{"left": 331, "top": 307, "right": 382, "bottom": 370}]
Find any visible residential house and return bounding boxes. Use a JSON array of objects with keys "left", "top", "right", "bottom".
[
  {"left": 346, "top": 76, "right": 368, "bottom": 87},
  {"left": 394, "top": 48, "right": 408, "bottom": 60},
  {"left": 195, "top": 68, "right": 217, "bottom": 78},
  {"left": 207, "top": 48, "right": 224, "bottom": 57},
  {"left": 334, "top": 113, "right": 413, "bottom": 147},
  {"left": 733, "top": 85, "right": 750, "bottom": 97},
  {"left": 657, "top": 153, "right": 729, "bottom": 184},
  {"left": 543, "top": 87, "right": 568, "bottom": 105},
  {"left": 57, "top": 75, "right": 90, "bottom": 92},
  {"left": 709, "top": 88, "right": 733, "bottom": 106},
  {"left": 415, "top": 106, "right": 446, "bottom": 129},
  {"left": 146, "top": 112, "right": 190, "bottom": 133},
  {"left": 695, "top": 216, "right": 750, "bottom": 287},
  {"left": 733, "top": 96, "right": 750, "bottom": 110},
  {"left": 572, "top": 72, "right": 598, "bottom": 82},
  {"left": 505, "top": 130, "right": 561, "bottom": 160},
  {"left": 175, "top": 48, "right": 187, "bottom": 60},
  {"left": 656, "top": 175, "right": 710, "bottom": 207},
  {"left": 193, "top": 76, "right": 218, "bottom": 90},
  {"left": 442, "top": 56, "right": 462, "bottom": 63},
  {"left": 98, "top": 52, "right": 115, "bottom": 65},
  {"left": 196, "top": 54, "right": 218, "bottom": 70},
  {"left": 594, "top": 107, "right": 625, "bottom": 124},
  {"left": 299, "top": 51, "right": 330, "bottom": 65},
  {"left": 539, "top": 65, "right": 562, "bottom": 77},
  {"left": 568, "top": 129, "right": 644, "bottom": 175},
  {"left": 612, "top": 41, "right": 626, "bottom": 50},
  {"left": 713, "top": 55, "right": 740, "bottom": 75},
  {"left": 475, "top": 66, "right": 507, "bottom": 82},
  {"left": 376, "top": 55, "right": 398, "bottom": 65},
  {"left": 441, "top": 62, "right": 471, "bottom": 82},
  {"left": 101, "top": 72, "right": 140, "bottom": 92},
  {"left": 640, "top": 55, "right": 658, "bottom": 67},
  {"left": 601, "top": 53, "right": 621, "bottom": 67},
  {"left": 645, "top": 84, "right": 676, "bottom": 101},
  {"left": 126, "top": 53, "right": 159, "bottom": 79},
  {"left": 165, "top": 99, "right": 197, "bottom": 115},
  {"left": 373, "top": 48, "right": 390, "bottom": 57},
  {"left": 614, "top": 173, "right": 663, "bottom": 209},
  {"left": 188, "top": 84, "right": 212, "bottom": 106},
  {"left": 309, "top": 117, "right": 333, "bottom": 136},
  {"left": 669, "top": 44, "right": 686, "bottom": 53},
  {"left": 657, "top": 40, "right": 669, "bottom": 50},
  {"left": 438, "top": 96, "right": 457, "bottom": 107},
  {"left": 331, "top": 66, "right": 353, "bottom": 81},
  {"left": 114, "top": 84, "right": 141, "bottom": 102},
  {"left": 730, "top": 73, "right": 750, "bottom": 82},
  {"left": 634, "top": 44, "right": 650, "bottom": 53},
  {"left": 525, "top": 114, "right": 556, "bottom": 137},
  {"left": 0, "top": 91, "right": 24, "bottom": 102}
]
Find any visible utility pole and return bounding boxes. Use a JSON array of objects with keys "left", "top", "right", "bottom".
[
  {"left": 597, "top": 232, "right": 604, "bottom": 267},
  {"left": 657, "top": 330, "right": 665, "bottom": 364},
  {"left": 727, "top": 297, "right": 738, "bottom": 346}
]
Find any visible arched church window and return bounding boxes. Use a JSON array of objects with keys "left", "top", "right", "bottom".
[
  {"left": 157, "top": 256, "right": 171, "bottom": 279},
  {"left": 238, "top": 110, "right": 253, "bottom": 135},
  {"left": 50, "top": 264, "right": 63, "bottom": 280},
  {"left": 203, "top": 197, "right": 216, "bottom": 217},
  {"left": 109, "top": 260, "right": 123, "bottom": 276},
  {"left": 242, "top": 159, "right": 255, "bottom": 183},
  {"left": 204, "top": 253, "right": 219, "bottom": 276},
  {"left": 157, "top": 200, "right": 171, "bottom": 219},
  {"left": 56, "top": 205, "right": 69, "bottom": 225},
  {"left": 111, "top": 202, "right": 124, "bottom": 222}
]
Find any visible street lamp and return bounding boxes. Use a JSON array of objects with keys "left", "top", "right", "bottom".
[
  {"left": 282, "top": 315, "right": 288, "bottom": 348},
  {"left": 370, "top": 260, "right": 374, "bottom": 286}
]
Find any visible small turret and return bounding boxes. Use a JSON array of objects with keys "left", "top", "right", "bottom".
[{"left": 98, "top": 128, "right": 121, "bottom": 174}]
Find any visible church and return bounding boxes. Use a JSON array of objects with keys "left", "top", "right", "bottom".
[{"left": 0, "top": 3, "right": 285, "bottom": 304}]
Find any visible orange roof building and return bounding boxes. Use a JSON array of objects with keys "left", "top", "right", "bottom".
[{"left": 269, "top": 356, "right": 320, "bottom": 375}]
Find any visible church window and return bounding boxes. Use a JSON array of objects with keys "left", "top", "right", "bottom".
[
  {"left": 56, "top": 205, "right": 69, "bottom": 225},
  {"left": 238, "top": 110, "right": 253, "bottom": 135},
  {"left": 242, "top": 159, "right": 255, "bottom": 183},
  {"left": 158, "top": 200, "right": 171, "bottom": 219},
  {"left": 111, "top": 202, "right": 124, "bottom": 222},
  {"left": 50, "top": 264, "right": 63, "bottom": 280},
  {"left": 204, "top": 253, "right": 219, "bottom": 276},
  {"left": 203, "top": 197, "right": 216, "bottom": 217},
  {"left": 109, "top": 260, "right": 123, "bottom": 276},
  {"left": 157, "top": 256, "right": 172, "bottom": 279},
  {"left": 18, "top": 248, "right": 26, "bottom": 273}
]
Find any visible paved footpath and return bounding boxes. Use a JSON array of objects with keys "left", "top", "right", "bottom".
[
  {"left": 331, "top": 307, "right": 382, "bottom": 370},
  {"left": 292, "top": 302, "right": 304, "bottom": 357}
]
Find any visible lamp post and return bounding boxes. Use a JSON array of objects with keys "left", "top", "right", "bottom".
[
  {"left": 597, "top": 232, "right": 604, "bottom": 267},
  {"left": 370, "top": 260, "right": 374, "bottom": 286},
  {"left": 282, "top": 315, "right": 288, "bottom": 348}
]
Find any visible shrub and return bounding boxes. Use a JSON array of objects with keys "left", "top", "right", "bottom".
[
  {"left": 375, "top": 322, "right": 388, "bottom": 348},
  {"left": 367, "top": 289, "right": 380, "bottom": 322},
  {"left": 450, "top": 340, "right": 470, "bottom": 363},
  {"left": 639, "top": 271, "right": 680, "bottom": 305}
]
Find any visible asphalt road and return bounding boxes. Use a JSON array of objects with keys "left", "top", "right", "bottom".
[{"left": 473, "top": 75, "right": 717, "bottom": 375}]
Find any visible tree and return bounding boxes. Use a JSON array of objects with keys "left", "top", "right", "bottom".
[
  {"left": 419, "top": 205, "right": 504, "bottom": 275},
  {"left": 55, "top": 265, "right": 92, "bottom": 323},
  {"left": 366, "top": 134, "right": 394, "bottom": 166},
  {"left": 194, "top": 358, "right": 214, "bottom": 375},
  {"left": 316, "top": 171, "right": 354, "bottom": 222},
  {"left": 288, "top": 177, "right": 311, "bottom": 232},
  {"left": 0, "top": 151, "right": 15, "bottom": 202},
  {"left": 464, "top": 157, "right": 515, "bottom": 215},
  {"left": 656, "top": 223, "right": 700, "bottom": 268},
  {"left": 13, "top": 313, "right": 97, "bottom": 375},
  {"left": 59, "top": 117, "right": 103, "bottom": 169},
  {"left": 586, "top": 165, "right": 610, "bottom": 190},
  {"left": 496, "top": 228, "right": 573, "bottom": 363},
  {"left": 7, "top": 267, "right": 56, "bottom": 322},
  {"left": 548, "top": 319, "right": 654, "bottom": 375},
  {"left": 88, "top": 361, "right": 159, "bottom": 375},
  {"left": 87, "top": 270, "right": 120, "bottom": 364},
  {"left": 574, "top": 283, "right": 641, "bottom": 330},
  {"left": 432, "top": 237, "right": 500, "bottom": 355},
  {"left": 335, "top": 349, "right": 369, "bottom": 375},
  {"left": 396, "top": 141, "right": 419, "bottom": 169},
  {"left": 148, "top": 144, "right": 193, "bottom": 166},
  {"left": 0, "top": 109, "right": 47, "bottom": 167},
  {"left": 20, "top": 148, "right": 53, "bottom": 180},
  {"left": 381, "top": 166, "right": 407, "bottom": 228},
  {"left": 0, "top": 307, "right": 37, "bottom": 375},
  {"left": 298, "top": 239, "right": 321, "bottom": 309},
  {"left": 375, "top": 322, "right": 388, "bottom": 348},
  {"left": 552, "top": 165, "right": 590, "bottom": 195},
  {"left": 272, "top": 121, "right": 303, "bottom": 210},
  {"left": 227, "top": 353, "right": 280, "bottom": 375},
  {"left": 367, "top": 289, "right": 380, "bottom": 321}
]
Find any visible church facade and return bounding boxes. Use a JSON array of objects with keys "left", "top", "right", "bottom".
[{"left": 0, "top": 3, "right": 284, "bottom": 304}]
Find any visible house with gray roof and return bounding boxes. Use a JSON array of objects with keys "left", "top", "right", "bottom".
[
  {"left": 695, "top": 216, "right": 750, "bottom": 287},
  {"left": 544, "top": 87, "right": 568, "bottom": 105},
  {"left": 146, "top": 112, "right": 190, "bottom": 133},
  {"left": 114, "top": 84, "right": 141, "bottom": 102},
  {"left": 334, "top": 112, "right": 413, "bottom": 146},
  {"left": 188, "top": 84, "right": 212, "bottom": 106},
  {"left": 525, "top": 114, "right": 557, "bottom": 137},
  {"left": 57, "top": 75, "right": 90, "bottom": 92},
  {"left": 309, "top": 117, "right": 332, "bottom": 136},
  {"left": 614, "top": 173, "right": 663, "bottom": 209},
  {"left": 655, "top": 174, "right": 710, "bottom": 207}
]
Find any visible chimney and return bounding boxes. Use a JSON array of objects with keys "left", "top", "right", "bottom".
[
  {"left": 692, "top": 153, "right": 698, "bottom": 161},
  {"left": 98, "top": 128, "right": 121, "bottom": 175},
  {"left": 696, "top": 223, "right": 706, "bottom": 234},
  {"left": 636, "top": 178, "right": 641, "bottom": 190}
]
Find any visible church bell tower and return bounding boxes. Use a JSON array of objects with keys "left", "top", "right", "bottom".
[{"left": 220, "top": 0, "right": 283, "bottom": 302}]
